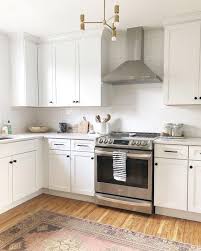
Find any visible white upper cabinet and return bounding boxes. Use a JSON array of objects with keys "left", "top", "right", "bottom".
[
  {"left": 54, "top": 40, "right": 76, "bottom": 106},
  {"left": 79, "top": 36, "right": 102, "bottom": 106},
  {"left": 164, "top": 21, "right": 201, "bottom": 105},
  {"left": 38, "top": 30, "right": 111, "bottom": 107},
  {"left": 38, "top": 43, "right": 55, "bottom": 106},
  {"left": 10, "top": 33, "right": 39, "bottom": 107}
]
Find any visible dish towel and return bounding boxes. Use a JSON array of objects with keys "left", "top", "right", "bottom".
[{"left": 113, "top": 151, "right": 127, "bottom": 182}]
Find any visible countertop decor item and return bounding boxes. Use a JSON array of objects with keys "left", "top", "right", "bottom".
[
  {"left": 80, "top": 0, "right": 119, "bottom": 41},
  {"left": 77, "top": 117, "right": 89, "bottom": 134},
  {"left": 28, "top": 126, "right": 49, "bottom": 133},
  {"left": 161, "top": 123, "right": 184, "bottom": 138},
  {"left": 95, "top": 114, "right": 111, "bottom": 135},
  {"left": 58, "top": 122, "right": 68, "bottom": 133}
]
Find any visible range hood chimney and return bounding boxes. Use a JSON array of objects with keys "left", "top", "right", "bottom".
[{"left": 103, "top": 27, "right": 162, "bottom": 84}]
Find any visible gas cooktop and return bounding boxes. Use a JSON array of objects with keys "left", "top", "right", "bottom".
[{"left": 95, "top": 131, "right": 160, "bottom": 150}]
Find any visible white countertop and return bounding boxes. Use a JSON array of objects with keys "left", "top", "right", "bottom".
[
  {"left": 0, "top": 132, "right": 99, "bottom": 144},
  {"left": 154, "top": 136, "right": 201, "bottom": 146}
]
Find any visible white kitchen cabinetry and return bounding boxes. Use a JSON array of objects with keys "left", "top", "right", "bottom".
[
  {"left": 79, "top": 36, "right": 102, "bottom": 106},
  {"left": 13, "top": 151, "right": 37, "bottom": 202},
  {"left": 10, "top": 33, "right": 39, "bottom": 106},
  {"left": 71, "top": 151, "right": 95, "bottom": 196},
  {"left": 154, "top": 157, "right": 188, "bottom": 210},
  {"left": 0, "top": 157, "right": 12, "bottom": 209},
  {"left": 54, "top": 40, "right": 76, "bottom": 106},
  {"left": 188, "top": 161, "right": 201, "bottom": 213},
  {"left": 38, "top": 43, "right": 55, "bottom": 106},
  {"left": 164, "top": 21, "right": 201, "bottom": 105},
  {"left": 38, "top": 30, "right": 111, "bottom": 107},
  {"left": 49, "top": 150, "right": 71, "bottom": 192}
]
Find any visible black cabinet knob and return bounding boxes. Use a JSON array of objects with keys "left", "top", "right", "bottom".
[
  {"left": 66, "top": 155, "right": 70, "bottom": 158},
  {"left": 194, "top": 97, "right": 198, "bottom": 100},
  {"left": 76, "top": 101, "right": 79, "bottom": 103},
  {"left": 91, "top": 157, "right": 94, "bottom": 160},
  {"left": 155, "top": 163, "right": 158, "bottom": 166},
  {"left": 9, "top": 161, "right": 13, "bottom": 164},
  {"left": 199, "top": 97, "right": 201, "bottom": 100},
  {"left": 13, "top": 160, "right": 17, "bottom": 163},
  {"left": 49, "top": 101, "right": 53, "bottom": 104},
  {"left": 190, "top": 165, "right": 193, "bottom": 169}
]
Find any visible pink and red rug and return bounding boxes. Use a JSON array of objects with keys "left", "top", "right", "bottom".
[{"left": 0, "top": 210, "right": 200, "bottom": 250}]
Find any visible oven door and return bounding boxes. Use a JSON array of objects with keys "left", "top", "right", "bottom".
[{"left": 95, "top": 147, "right": 153, "bottom": 200}]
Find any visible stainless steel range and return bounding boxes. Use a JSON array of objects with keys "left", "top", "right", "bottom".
[{"left": 95, "top": 132, "right": 160, "bottom": 214}]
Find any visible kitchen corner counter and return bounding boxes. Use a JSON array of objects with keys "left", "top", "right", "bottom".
[
  {"left": 154, "top": 136, "right": 201, "bottom": 146},
  {"left": 0, "top": 132, "right": 99, "bottom": 144}
]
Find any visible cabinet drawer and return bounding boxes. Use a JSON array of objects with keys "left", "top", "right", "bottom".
[
  {"left": 189, "top": 146, "right": 201, "bottom": 160},
  {"left": 48, "top": 139, "right": 70, "bottom": 150},
  {"left": 155, "top": 144, "right": 188, "bottom": 159},
  {"left": 71, "top": 140, "right": 94, "bottom": 152}
]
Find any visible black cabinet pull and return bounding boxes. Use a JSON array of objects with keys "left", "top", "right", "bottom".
[
  {"left": 76, "top": 101, "right": 79, "bottom": 103},
  {"left": 13, "top": 160, "right": 17, "bottom": 163},
  {"left": 49, "top": 101, "right": 53, "bottom": 104},
  {"left": 199, "top": 97, "right": 201, "bottom": 100},
  {"left": 66, "top": 155, "right": 70, "bottom": 158},
  {"left": 9, "top": 161, "right": 13, "bottom": 164},
  {"left": 194, "top": 97, "right": 198, "bottom": 100},
  {"left": 73, "top": 101, "right": 75, "bottom": 103},
  {"left": 155, "top": 163, "right": 158, "bottom": 166},
  {"left": 91, "top": 157, "right": 94, "bottom": 160},
  {"left": 190, "top": 165, "right": 193, "bottom": 169}
]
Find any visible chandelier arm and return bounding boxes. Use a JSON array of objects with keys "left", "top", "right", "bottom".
[
  {"left": 84, "top": 21, "right": 103, "bottom": 24},
  {"left": 105, "top": 23, "right": 113, "bottom": 30},
  {"left": 104, "top": 0, "right": 106, "bottom": 21}
]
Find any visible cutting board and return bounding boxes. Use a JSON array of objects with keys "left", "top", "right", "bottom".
[{"left": 78, "top": 117, "right": 89, "bottom": 134}]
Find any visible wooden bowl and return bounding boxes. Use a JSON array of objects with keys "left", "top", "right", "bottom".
[{"left": 28, "top": 126, "right": 49, "bottom": 133}]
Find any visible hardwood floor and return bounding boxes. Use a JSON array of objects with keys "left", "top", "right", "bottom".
[{"left": 0, "top": 194, "right": 201, "bottom": 246}]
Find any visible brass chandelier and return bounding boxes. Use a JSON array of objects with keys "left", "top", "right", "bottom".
[{"left": 80, "top": 0, "right": 120, "bottom": 41}]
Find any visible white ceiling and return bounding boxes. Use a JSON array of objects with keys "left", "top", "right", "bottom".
[{"left": 0, "top": 0, "right": 201, "bottom": 36}]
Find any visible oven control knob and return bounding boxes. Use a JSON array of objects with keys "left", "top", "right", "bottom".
[
  {"left": 132, "top": 141, "right": 136, "bottom": 145},
  {"left": 136, "top": 141, "right": 140, "bottom": 146},
  {"left": 99, "top": 138, "right": 103, "bottom": 143},
  {"left": 108, "top": 139, "right": 113, "bottom": 144},
  {"left": 104, "top": 139, "right": 108, "bottom": 144},
  {"left": 141, "top": 141, "right": 148, "bottom": 146}
]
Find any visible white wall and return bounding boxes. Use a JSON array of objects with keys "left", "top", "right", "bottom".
[
  {"left": 0, "top": 33, "right": 36, "bottom": 133},
  {"left": 36, "top": 28, "right": 201, "bottom": 137}
]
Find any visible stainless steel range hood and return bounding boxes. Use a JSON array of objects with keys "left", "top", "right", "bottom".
[{"left": 103, "top": 27, "right": 162, "bottom": 84}]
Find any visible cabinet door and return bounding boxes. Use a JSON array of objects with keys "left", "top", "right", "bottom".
[
  {"left": 164, "top": 21, "right": 201, "bottom": 105},
  {"left": 154, "top": 158, "right": 187, "bottom": 210},
  {"left": 0, "top": 157, "right": 12, "bottom": 209},
  {"left": 79, "top": 36, "right": 102, "bottom": 106},
  {"left": 188, "top": 161, "right": 201, "bottom": 213},
  {"left": 38, "top": 43, "right": 55, "bottom": 106},
  {"left": 54, "top": 40, "right": 76, "bottom": 106},
  {"left": 13, "top": 151, "right": 36, "bottom": 202},
  {"left": 71, "top": 152, "right": 94, "bottom": 196},
  {"left": 24, "top": 39, "right": 38, "bottom": 106},
  {"left": 49, "top": 151, "right": 71, "bottom": 192}
]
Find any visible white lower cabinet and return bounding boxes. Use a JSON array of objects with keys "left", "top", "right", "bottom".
[
  {"left": 154, "top": 157, "right": 188, "bottom": 210},
  {"left": 188, "top": 160, "right": 201, "bottom": 213},
  {"left": 49, "top": 150, "right": 71, "bottom": 192},
  {"left": 0, "top": 157, "right": 12, "bottom": 209},
  {"left": 13, "top": 151, "right": 37, "bottom": 202},
  {"left": 71, "top": 152, "right": 95, "bottom": 196}
]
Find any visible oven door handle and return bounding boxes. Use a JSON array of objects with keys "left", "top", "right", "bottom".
[{"left": 95, "top": 150, "right": 152, "bottom": 160}]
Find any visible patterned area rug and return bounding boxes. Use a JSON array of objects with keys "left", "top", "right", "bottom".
[{"left": 0, "top": 211, "right": 200, "bottom": 251}]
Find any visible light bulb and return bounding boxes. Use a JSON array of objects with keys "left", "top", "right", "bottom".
[{"left": 112, "top": 36, "right": 117, "bottom": 41}]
